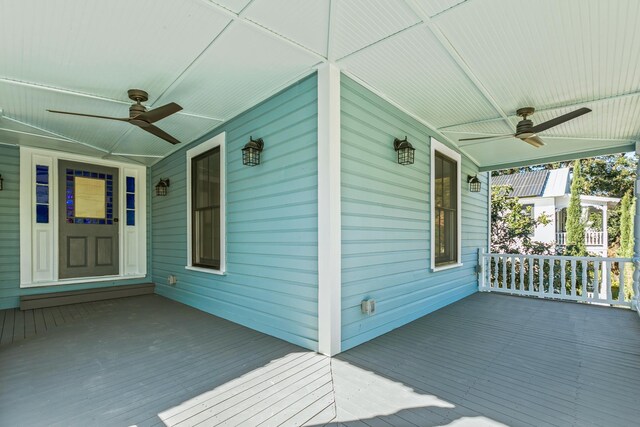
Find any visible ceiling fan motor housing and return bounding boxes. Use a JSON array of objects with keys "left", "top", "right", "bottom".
[{"left": 516, "top": 119, "right": 533, "bottom": 135}]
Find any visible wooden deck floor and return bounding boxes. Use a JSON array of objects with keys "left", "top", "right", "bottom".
[{"left": 0, "top": 293, "right": 639, "bottom": 426}]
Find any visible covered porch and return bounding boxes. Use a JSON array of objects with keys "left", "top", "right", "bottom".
[{"left": 1, "top": 292, "right": 638, "bottom": 426}]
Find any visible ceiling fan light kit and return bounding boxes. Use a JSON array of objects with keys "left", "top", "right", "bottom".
[
  {"left": 47, "top": 89, "right": 184, "bottom": 145},
  {"left": 459, "top": 106, "right": 592, "bottom": 148}
]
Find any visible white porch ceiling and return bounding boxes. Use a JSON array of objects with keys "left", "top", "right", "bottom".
[{"left": 0, "top": 0, "right": 638, "bottom": 169}]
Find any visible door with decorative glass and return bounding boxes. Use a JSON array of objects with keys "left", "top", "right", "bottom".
[{"left": 58, "top": 160, "right": 119, "bottom": 279}]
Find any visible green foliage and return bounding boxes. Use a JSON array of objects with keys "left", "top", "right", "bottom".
[
  {"left": 492, "top": 154, "right": 638, "bottom": 247},
  {"left": 565, "top": 160, "right": 587, "bottom": 256},
  {"left": 491, "top": 185, "right": 552, "bottom": 255},
  {"left": 619, "top": 191, "right": 632, "bottom": 257},
  {"left": 587, "top": 210, "right": 603, "bottom": 231}
]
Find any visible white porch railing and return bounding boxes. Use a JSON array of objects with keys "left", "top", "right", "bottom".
[
  {"left": 478, "top": 250, "right": 634, "bottom": 307},
  {"left": 555, "top": 230, "right": 604, "bottom": 246}
]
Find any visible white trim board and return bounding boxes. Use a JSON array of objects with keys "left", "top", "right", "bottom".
[
  {"left": 19, "top": 147, "right": 147, "bottom": 288},
  {"left": 317, "top": 64, "right": 341, "bottom": 356}
]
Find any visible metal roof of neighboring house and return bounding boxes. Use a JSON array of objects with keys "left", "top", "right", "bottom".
[
  {"left": 542, "top": 168, "right": 571, "bottom": 197},
  {"left": 492, "top": 169, "right": 550, "bottom": 197}
]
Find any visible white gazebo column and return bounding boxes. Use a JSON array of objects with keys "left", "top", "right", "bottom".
[
  {"left": 633, "top": 143, "right": 640, "bottom": 314},
  {"left": 317, "top": 63, "right": 342, "bottom": 355}
]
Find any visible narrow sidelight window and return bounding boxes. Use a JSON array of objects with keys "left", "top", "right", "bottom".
[
  {"left": 191, "top": 147, "right": 221, "bottom": 269},
  {"left": 434, "top": 151, "right": 458, "bottom": 266}
]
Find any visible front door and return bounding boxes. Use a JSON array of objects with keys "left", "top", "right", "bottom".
[{"left": 58, "top": 160, "right": 119, "bottom": 279}]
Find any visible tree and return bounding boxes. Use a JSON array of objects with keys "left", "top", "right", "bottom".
[
  {"left": 619, "top": 191, "right": 632, "bottom": 257},
  {"left": 491, "top": 185, "right": 552, "bottom": 255},
  {"left": 565, "top": 160, "right": 587, "bottom": 256}
]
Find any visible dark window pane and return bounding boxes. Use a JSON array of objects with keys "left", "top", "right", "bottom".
[
  {"left": 434, "top": 151, "right": 458, "bottom": 266},
  {"left": 126, "top": 176, "right": 135, "bottom": 193},
  {"left": 36, "top": 204, "right": 49, "bottom": 223},
  {"left": 126, "top": 193, "right": 135, "bottom": 210},
  {"left": 36, "top": 185, "right": 48, "bottom": 204},
  {"left": 192, "top": 147, "right": 221, "bottom": 269},
  {"left": 36, "top": 165, "right": 49, "bottom": 184},
  {"left": 126, "top": 210, "right": 135, "bottom": 226}
]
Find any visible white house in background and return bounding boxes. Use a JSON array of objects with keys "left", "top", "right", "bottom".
[{"left": 492, "top": 168, "right": 620, "bottom": 256}]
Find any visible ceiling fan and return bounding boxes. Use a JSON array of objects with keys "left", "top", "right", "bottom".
[
  {"left": 47, "top": 89, "right": 183, "bottom": 145},
  {"left": 459, "top": 107, "right": 592, "bottom": 148}
]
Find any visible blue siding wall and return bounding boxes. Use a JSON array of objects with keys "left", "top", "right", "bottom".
[
  {"left": 151, "top": 75, "right": 319, "bottom": 351},
  {"left": 0, "top": 144, "right": 149, "bottom": 309},
  {"left": 340, "top": 76, "right": 488, "bottom": 350}
]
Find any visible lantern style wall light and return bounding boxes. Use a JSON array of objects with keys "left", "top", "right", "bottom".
[
  {"left": 155, "top": 178, "right": 170, "bottom": 196},
  {"left": 467, "top": 175, "right": 481, "bottom": 192},
  {"left": 242, "top": 136, "right": 264, "bottom": 166},
  {"left": 393, "top": 136, "right": 415, "bottom": 165}
]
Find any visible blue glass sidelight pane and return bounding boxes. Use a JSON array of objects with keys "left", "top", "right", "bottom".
[
  {"left": 36, "top": 165, "right": 49, "bottom": 184},
  {"left": 126, "top": 193, "right": 135, "bottom": 210},
  {"left": 36, "top": 205, "right": 49, "bottom": 223},
  {"left": 126, "top": 210, "right": 135, "bottom": 226},
  {"left": 36, "top": 185, "right": 48, "bottom": 204},
  {"left": 126, "top": 176, "right": 135, "bottom": 193}
]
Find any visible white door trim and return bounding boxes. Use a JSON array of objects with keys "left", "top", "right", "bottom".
[{"left": 19, "top": 147, "right": 147, "bottom": 288}]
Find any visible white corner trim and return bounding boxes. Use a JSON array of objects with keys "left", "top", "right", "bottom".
[
  {"left": 185, "top": 131, "right": 226, "bottom": 274},
  {"left": 317, "top": 64, "right": 341, "bottom": 356},
  {"left": 430, "top": 138, "right": 463, "bottom": 271}
]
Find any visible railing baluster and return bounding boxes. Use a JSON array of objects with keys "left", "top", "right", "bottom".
[
  {"left": 518, "top": 256, "right": 525, "bottom": 293},
  {"left": 502, "top": 255, "right": 507, "bottom": 290},
  {"left": 528, "top": 257, "right": 534, "bottom": 294},
  {"left": 549, "top": 258, "right": 555, "bottom": 295},
  {"left": 539, "top": 258, "right": 545, "bottom": 297},
  {"left": 619, "top": 262, "right": 626, "bottom": 304},
  {"left": 570, "top": 259, "right": 576, "bottom": 297},
  {"left": 605, "top": 261, "right": 612, "bottom": 303},
  {"left": 582, "top": 259, "right": 589, "bottom": 302},
  {"left": 510, "top": 256, "right": 516, "bottom": 291},
  {"left": 593, "top": 260, "right": 600, "bottom": 300},
  {"left": 493, "top": 255, "right": 499, "bottom": 289},
  {"left": 560, "top": 259, "right": 566, "bottom": 297}
]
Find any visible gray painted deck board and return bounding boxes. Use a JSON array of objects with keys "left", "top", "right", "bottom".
[{"left": 1, "top": 292, "right": 639, "bottom": 426}]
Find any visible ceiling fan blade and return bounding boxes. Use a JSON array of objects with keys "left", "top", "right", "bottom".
[
  {"left": 522, "top": 135, "right": 545, "bottom": 148},
  {"left": 139, "top": 124, "right": 181, "bottom": 145},
  {"left": 47, "top": 109, "right": 129, "bottom": 122},
  {"left": 458, "top": 134, "right": 512, "bottom": 142},
  {"left": 135, "top": 102, "right": 182, "bottom": 123},
  {"left": 527, "top": 107, "right": 591, "bottom": 134}
]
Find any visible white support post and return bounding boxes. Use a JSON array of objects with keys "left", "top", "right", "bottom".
[
  {"left": 317, "top": 64, "right": 342, "bottom": 356},
  {"left": 633, "top": 142, "right": 640, "bottom": 314}
]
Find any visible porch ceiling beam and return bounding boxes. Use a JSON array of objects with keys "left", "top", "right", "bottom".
[
  {"left": 439, "top": 89, "right": 640, "bottom": 131},
  {"left": 0, "top": 77, "right": 225, "bottom": 122},
  {"left": 198, "top": 0, "right": 328, "bottom": 64},
  {"left": 1, "top": 115, "right": 110, "bottom": 154},
  {"left": 403, "top": 0, "right": 514, "bottom": 131},
  {"left": 454, "top": 132, "right": 636, "bottom": 148}
]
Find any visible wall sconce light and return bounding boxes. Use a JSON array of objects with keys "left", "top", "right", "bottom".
[
  {"left": 393, "top": 137, "right": 415, "bottom": 165},
  {"left": 155, "top": 178, "right": 170, "bottom": 196},
  {"left": 0, "top": 174, "right": 3, "bottom": 191},
  {"left": 242, "top": 136, "right": 264, "bottom": 166},
  {"left": 467, "top": 175, "right": 481, "bottom": 192}
]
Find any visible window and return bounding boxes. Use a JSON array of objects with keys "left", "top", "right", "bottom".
[
  {"left": 430, "top": 139, "right": 461, "bottom": 270},
  {"left": 186, "top": 132, "right": 226, "bottom": 274}
]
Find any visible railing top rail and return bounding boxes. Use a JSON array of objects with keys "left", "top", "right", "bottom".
[{"left": 483, "top": 253, "right": 632, "bottom": 263}]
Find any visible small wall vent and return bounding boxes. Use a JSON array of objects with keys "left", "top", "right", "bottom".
[{"left": 361, "top": 299, "right": 376, "bottom": 315}]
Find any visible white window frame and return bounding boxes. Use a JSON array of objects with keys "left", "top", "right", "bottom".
[
  {"left": 430, "top": 138, "right": 462, "bottom": 272},
  {"left": 185, "top": 132, "right": 226, "bottom": 275}
]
